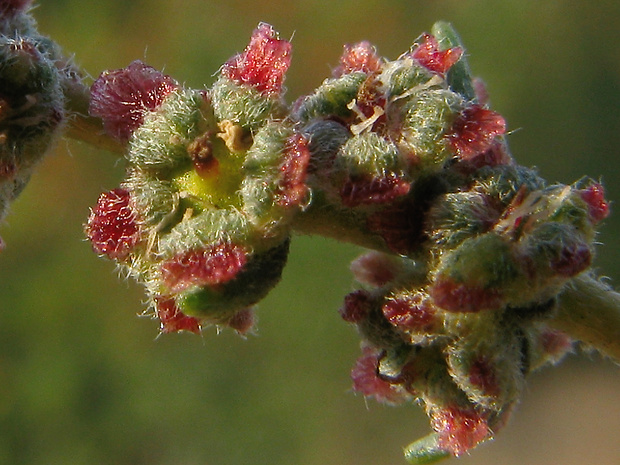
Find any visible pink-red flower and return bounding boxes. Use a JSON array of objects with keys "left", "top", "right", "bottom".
[
  {"left": 275, "top": 133, "right": 311, "bottom": 207},
  {"left": 430, "top": 406, "right": 490, "bottom": 456},
  {"left": 579, "top": 183, "right": 610, "bottom": 224},
  {"left": 351, "top": 345, "right": 411, "bottom": 404},
  {"left": 412, "top": 33, "right": 463, "bottom": 75},
  {"left": 155, "top": 297, "right": 201, "bottom": 334},
  {"left": 160, "top": 241, "right": 248, "bottom": 293},
  {"left": 89, "top": 60, "right": 178, "bottom": 142},
  {"left": 221, "top": 23, "right": 291, "bottom": 96},
  {"left": 445, "top": 105, "right": 506, "bottom": 160},
  {"left": 85, "top": 188, "right": 140, "bottom": 260},
  {"left": 0, "top": 0, "right": 31, "bottom": 16},
  {"left": 333, "top": 41, "right": 383, "bottom": 77}
]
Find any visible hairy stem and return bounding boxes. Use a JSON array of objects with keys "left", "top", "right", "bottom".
[
  {"left": 552, "top": 274, "right": 620, "bottom": 363},
  {"left": 292, "top": 194, "right": 390, "bottom": 253},
  {"left": 62, "top": 78, "right": 125, "bottom": 154}
]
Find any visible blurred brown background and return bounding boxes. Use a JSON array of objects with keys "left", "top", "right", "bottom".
[{"left": 1, "top": 1, "right": 619, "bottom": 464}]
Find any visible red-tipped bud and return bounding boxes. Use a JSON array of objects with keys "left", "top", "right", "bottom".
[
  {"left": 350, "top": 251, "right": 401, "bottom": 288},
  {"left": 430, "top": 406, "right": 490, "bottom": 456},
  {"left": 160, "top": 241, "right": 248, "bottom": 293},
  {"left": 412, "top": 33, "right": 463, "bottom": 75},
  {"left": 579, "top": 183, "right": 610, "bottom": 224},
  {"left": 351, "top": 345, "right": 411, "bottom": 404},
  {"left": 275, "top": 133, "right": 311, "bottom": 207},
  {"left": 339, "top": 290, "right": 373, "bottom": 323},
  {"left": 382, "top": 293, "right": 437, "bottom": 331},
  {"left": 222, "top": 23, "right": 291, "bottom": 96},
  {"left": 334, "top": 41, "right": 383, "bottom": 77},
  {"left": 85, "top": 188, "right": 140, "bottom": 260},
  {"left": 430, "top": 278, "right": 504, "bottom": 313},
  {"left": 0, "top": 0, "right": 31, "bottom": 16},
  {"left": 445, "top": 105, "right": 506, "bottom": 160},
  {"left": 549, "top": 241, "right": 591, "bottom": 277},
  {"left": 226, "top": 307, "right": 256, "bottom": 335},
  {"left": 539, "top": 328, "right": 573, "bottom": 362},
  {"left": 340, "top": 174, "right": 411, "bottom": 207},
  {"left": 89, "top": 60, "right": 178, "bottom": 142},
  {"left": 156, "top": 297, "right": 201, "bottom": 334},
  {"left": 468, "top": 355, "right": 501, "bottom": 398}
]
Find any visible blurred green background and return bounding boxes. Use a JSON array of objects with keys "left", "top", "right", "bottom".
[{"left": 1, "top": 1, "right": 620, "bottom": 464}]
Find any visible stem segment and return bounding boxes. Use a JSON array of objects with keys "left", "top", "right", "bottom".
[
  {"left": 62, "top": 76, "right": 125, "bottom": 154},
  {"left": 551, "top": 274, "right": 620, "bottom": 363}
]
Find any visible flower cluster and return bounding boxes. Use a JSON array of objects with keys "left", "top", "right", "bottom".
[
  {"left": 86, "top": 24, "right": 305, "bottom": 334},
  {"left": 0, "top": 0, "right": 79, "bottom": 247},
  {"left": 317, "top": 26, "right": 609, "bottom": 461},
  {"left": 82, "top": 20, "right": 610, "bottom": 463}
]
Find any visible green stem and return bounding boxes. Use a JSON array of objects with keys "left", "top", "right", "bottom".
[
  {"left": 61, "top": 76, "right": 125, "bottom": 154},
  {"left": 551, "top": 274, "right": 620, "bottom": 363},
  {"left": 292, "top": 192, "right": 390, "bottom": 252},
  {"left": 404, "top": 433, "right": 450, "bottom": 465}
]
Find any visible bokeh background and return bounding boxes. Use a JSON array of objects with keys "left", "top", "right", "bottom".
[{"left": 1, "top": 1, "right": 620, "bottom": 464}]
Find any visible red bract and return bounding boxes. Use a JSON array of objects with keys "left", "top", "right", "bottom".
[
  {"left": 226, "top": 307, "right": 256, "bottom": 335},
  {"left": 275, "top": 133, "right": 311, "bottom": 207},
  {"left": 333, "top": 41, "right": 383, "bottom": 77},
  {"left": 411, "top": 33, "right": 463, "bottom": 75},
  {"left": 156, "top": 297, "right": 201, "bottom": 334},
  {"left": 539, "top": 328, "right": 573, "bottom": 360},
  {"left": 89, "top": 60, "right": 178, "bottom": 142},
  {"left": 549, "top": 241, "right": 591, "bottom": 277},
  {"left": 431, "top": 406, "right": 490, "bottom": 456},
  {"left": 351, "top": 345, "right": 410, "bottom": 404},
  {"left": 339, "top": 290, "right": 373, "bottom": 323},
  {"left": 382, "top": 294, "right": 436, "bottom": 331},
  {"left": 579, "top": 184, "right": 610, "bottom": 224},
  {"left": 445, "top": 105, "right": 506, "bottom": 160},
  {"left": 468, "top": 356, "right": 500, "bottom": 398},
  {"left": 430, "top": 278, "right": 503, "bottom": 313},
  {"left": 86, "top": 188, "right": 140, "bottom": 260},
  {"left": 340, "top": 174, "right": 411, "bottom": 207},
  {"left": 222, "top": 23, "right": 291, "bottom": 96},
  {"left": 350, "top": 251, "right": 399, "bottom": 287},
  {"left": 0, "top": 160, "right": 17, "bottom": 180},
  {"left": 0, "top": 0, "right": 31, "bottom": 16},
  {"left": 367, "top": 199, "right": 426, "bottom": 255},
  {"left": 160, "top": 241, "right": 248, "bottom": 292}
]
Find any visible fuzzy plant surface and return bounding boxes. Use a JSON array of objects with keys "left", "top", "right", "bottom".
[{"left": 1, "top": 2, "right": 619, "bottom": 464}]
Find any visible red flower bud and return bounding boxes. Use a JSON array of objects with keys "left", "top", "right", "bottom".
[
  {"left": 579, "top": 183, "right": 610, "bottom": 224},
  {"left": 275, "top": 133, "right": 311, "bottom": 207},
  {"left": 350, "top": 251, "right": 401, "bottom": 287},
  {"left": 333, "top": 41, "right": 383, "bottom": 77},
  {"left": 155, "top": 297, "right": 201, "bottom": 334},
  {"left": 85, "top": 188, "right": 140, "bottom": 260},
  {"left": 412, "top": 33, "right": 463, "bottom": 75},
  {"left": 445, "top": 105, "right": 506, "bottom": 160},
  {"left": 160, "top": 241, "right": 248, "bottom": 293},
  {"left": 221, "top": 23, "right": 291, "bottom": 96},
  {"left": 0, "top": 0, "right": 31, "bottom": 16},
  {"left": 430, "top": 278, "right": 504, "bottom": 313},
  {"left": 339, "top": 290, "right": 373, "bottom": 323},
  {"left": 89, "top": 60, "right": 178, "bottom": 142},
  {"left": 340, "top": 173, "right": 411, "bottom": 207},
  {"left": 382, "top": 293, "right": 437, "bottom": 331},
  {"left": 430, "top": 406, "right": 490, "bottom": 456},
  {"left": 351, "top": 345, "right": 411, "bottom": 404}
]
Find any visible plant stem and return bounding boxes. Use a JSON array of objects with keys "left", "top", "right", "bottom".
[
  {"left": 403, "top": 433, "right": 450, "bottom": 465},
  {"left": 292, "top": 193, "right": 390, "bottom": 253},
  {"left": 62, "top": 77, "right": 125, "bottom": 154},
  {"left": 551, "top": 274, "right": 620, "bottom": 363}
]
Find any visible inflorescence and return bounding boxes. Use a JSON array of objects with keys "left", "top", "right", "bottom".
[{"left": 0, "top": 4, "right": 613, "bottom": 463}]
